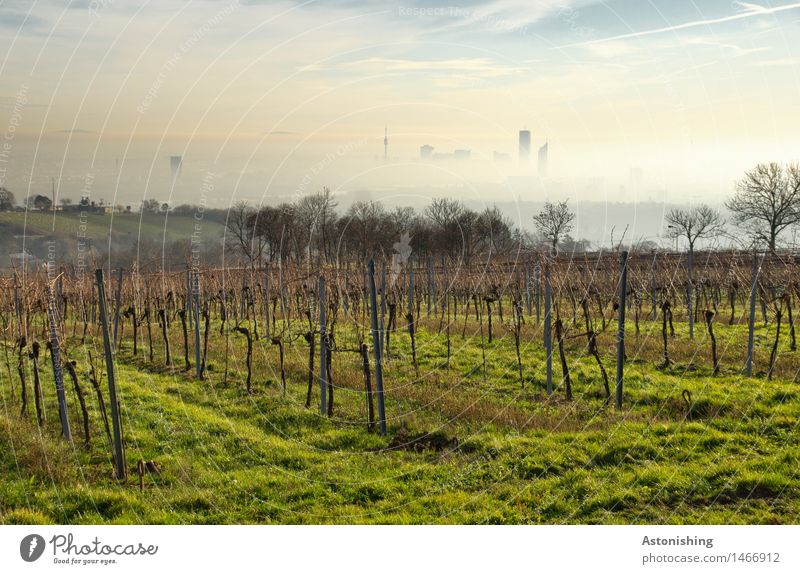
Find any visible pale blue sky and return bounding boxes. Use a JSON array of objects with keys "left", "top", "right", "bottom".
[{"left": 0, "top": 0, "right": 798, "bottom": 206}]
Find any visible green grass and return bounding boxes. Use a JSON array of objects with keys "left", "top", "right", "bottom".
[
  {"left": 2, "top": 310, "right": 800, "bottom": 524},
  {"left": 0, "top": 210, "right": 224, "bottom": 260}
]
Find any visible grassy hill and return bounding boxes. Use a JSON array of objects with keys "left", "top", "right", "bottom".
[
  {"left": 0, "top": 210, "right": 225, "bottom": 266},
  {"left": 2, "top": 315, "right": 799, "bottom": 524}
]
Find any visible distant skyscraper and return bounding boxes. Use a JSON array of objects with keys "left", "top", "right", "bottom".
[
  {"left": 170, "top": 155, "right": 182, "bottom": 179},
  {"left": 538, "top": 141, "right": 548, "bottom": 178},
  {"left": 384, "top": 126, "right": 388, "bottom": 161},
  {"left": 519, "top": 129, "right": 531, "bottom": 165},
  {"left": 420, "top": 144, "right": 434, "bottom": 159},
  {"left": 454, "top": 149, "right": 471, "bottom": 160},
  {"left": 630, "top": 167, "right": 643, "bottom": 192}
]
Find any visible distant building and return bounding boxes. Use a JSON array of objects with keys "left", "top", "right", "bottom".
[
  {"left": 454, "top": 149, "right": 471, "bottom": 160},
  {"left": 494, "top": 151, "right": 511, "bottom": 162},
  {"left": 9, "top": 251, "right": 38, "bottom": 267},
  {"left": 420, "top": 144, "right": 434, "bottom": 159},
  {"left": 170, "top": 155, "right": 182, "bottom": 179},
  {"left": 538, "top": 141, "right": 548, "bottom": 178},
  {"left": 630, "top": 167, "right": 643, "bottom": 192},
  {"left": 519, "top": 129, "right": 531, "bottom": 165}
]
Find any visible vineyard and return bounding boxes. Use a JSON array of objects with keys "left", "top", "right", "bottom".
[{"left": 2, "top": 249, "right": 800, "bottom": 524}]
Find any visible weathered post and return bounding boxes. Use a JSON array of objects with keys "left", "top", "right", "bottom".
[
  {"left": 368, "top": 260, "right": 387, "bottom": 435},
  {"left": 525, "top": 265, "right": 532, "bottom": 316},
  {"left": 427, "top": 258, "right": 433, "bottom": 317},
  {"left": 186, "top": 269, "right": 193, "bottom": 330},
  {"left": 746, "top": 252, "right": 760, "bottom": 376},
  {"left": 96, "top": 269, "right": 126, "bottom": 480},
  {"left": 279, "top": 260, "right": 286, "bottom": 316},
  {"left": 379, "top": 264, "right": 386, "bottom": 355},
  {"left": 535, "top": 265, "right": 542, "bottom": 325},
  {"left": 650, "top": 252, "right": 658, "bottom": 320},
  {"left": 112, "top": 267, "right": 122, "bottom": 348},
  {"left": 14, "top": 279, "right": 20, "bottom": 322},
  {"left": 46, "top": 284, "right": 71, "bottom": 442},
  {"left": 407, "top": 254, "right": 419, "bottom": 377},
  {"left": 688, "top": 247, "right": 694, "bottom": 340},
  {"left": 616, "top": 251, "right": 628, "bottom": 409},
  {"left": 264, "top": 265, "right": 270, "bottom": 340},
  {"left": 240, "top": 274, "right": 247, "bottom": 319},
  {"left": 431, "top": 261, "right": 438, "bottom": 315},
  {"left": 193, "top": 272, "right": 201, "bottom": 379},
  {"left": 318, "top": 276, "right": 328, "bottom": 415},
  {"left": 544, "top": 265, "right": 552, "bottom": 395}
]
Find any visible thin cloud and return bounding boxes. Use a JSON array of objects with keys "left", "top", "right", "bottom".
[
  {"left": 337, "top": 57, "right": 526, "bottom": 78},
  {"left": 558, "top": 1, "right": 800, "bottom": 48},
  {"left": 755, "top": 57, "right": 799, "bottom": 66},
  {"left": 683, "top": 37, "right": 770, "bottom": 57}
]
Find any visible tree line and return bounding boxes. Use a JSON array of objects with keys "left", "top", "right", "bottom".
[
  {"left": 224, "top": 188, "right": 531, "bottom": 266},
  {"left": 2, "top": 161, "right": 798, "bottom": 266},
  {"left": 225, "top": 162, "right": 800, "bottom": 265}
]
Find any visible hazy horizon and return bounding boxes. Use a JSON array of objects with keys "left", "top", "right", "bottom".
[{"left": 2, "top": 0, "right": 799, "bottom": 213}]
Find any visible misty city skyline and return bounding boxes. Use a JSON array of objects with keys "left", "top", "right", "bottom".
[{"left": 1, "top": 0, "right": 799, "bottom": 213}]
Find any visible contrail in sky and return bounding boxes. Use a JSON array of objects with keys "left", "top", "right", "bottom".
[{"left": 559, "top": 1, "right": 800, "bottom": 48}]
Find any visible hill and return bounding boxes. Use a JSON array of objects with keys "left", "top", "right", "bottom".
[{"left": 0, "top": 210, "right": 226, "bottom": 269}]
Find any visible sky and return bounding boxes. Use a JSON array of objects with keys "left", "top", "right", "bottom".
[{"left": 1, "top": 0, "right": 799, "bottom": 224}]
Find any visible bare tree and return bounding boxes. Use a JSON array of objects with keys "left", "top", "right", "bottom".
[
  {"left": 0, "top": 187, "right": 16, "bottom": 211},
  {"left": 424, "top": 198, "right": 470, "bottom": 261},
  {"left": 476, "top": 206, "right": 513, "bottom": 255},
  {"left": 665, "top": 204, "right": 724, "bottom": 339},
  {"left": 533, "top": 200, "right": 575, "bottom": 254},
  {"left": 665, "top": 205, "right": 724, "bottom": 252},
  {"left": 225, "top": 200, "right": 260, "bottom": 264},
  {"left": 344, "top": 200, "right": 384, "bottom": 260},
  {"left": 424, "top": 197, "right": 464, "bottom": 228},
  {"left": 295, "top": 187, "right": 338, "bottom": 265},
  {"left": 726, "top": 163, "right": 800, "bottom": 253}
]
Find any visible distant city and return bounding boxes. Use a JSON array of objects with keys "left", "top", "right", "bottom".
[{"left": 413, "top": 128, "right": 548, "bottom": 178}]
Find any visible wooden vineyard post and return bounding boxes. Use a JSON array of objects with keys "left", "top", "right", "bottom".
[
  {"left": 379, "top": 264, "right": 386, "bottom": 355},
  {"left": 112, "top": 267, "right": 122, "bottom": 349},
  {"left": 193, "top": 271, "right": 201, "bottom": 379},
  {"left": 525, "top": 265, "right": 532, "bottom": 317},
  {"left": 535, "top": 265, "right": 541, "bottom": 325},
  {"left": 279, "top": 259, "right": 286, "bottom": 317},
  {"left": 14, "top": 278, "right": 20, "bottom": 324},
  {"left": 616, "top": 251, "right": 628, "bottom": 409},
  {"left": 318, "top": 276, "right": 328, "bottom": 415},
  {"left": 46, "top": 284, "right": 72, "bottom": 442},
  {"left": 427, "top": 258, "right": 433, "bottom": 317},
  {"left": 688, "top": 247, "right": 694, "bottom": 340},
  {"left": 240, "top": 274, "right": 246, "bottom": 320},
  {"left": 96, "top": 269, "right": 126, "bottom": 481},
  {"left": 250, "top": 276, "right": 258, "bottom": 340},
  {"left": 264, "top": 265, "right": 270, "bottom": 340},
  {"left": 186, "top": 269, "right": 193, "bottom": 330},
  {"left": 544, "top": 265, "right": 552, "bottom": 395},
  {"left": 368, "top": 260, "right": 387, "bottom": 435},
  {"left": 431, "top": 261, "right": 438, "bottom": 316},
  {"left": 746, "top": 252, "right": 760, "bottom": 376},
  {"left": 651, "top": 252, "right": 658, "bottom": 320},
  {"left": 407, "top": 254, "right": 419, "bottom": 378}
]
